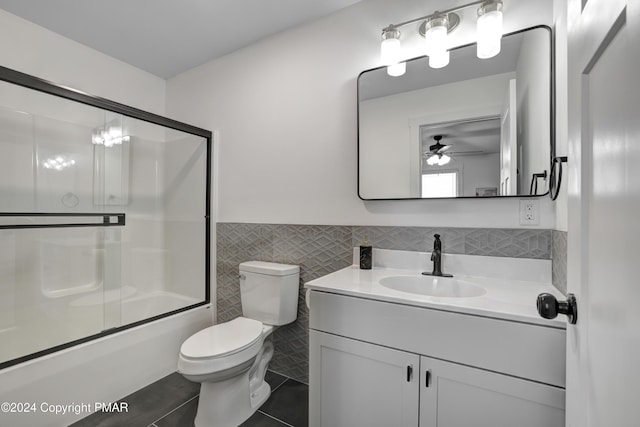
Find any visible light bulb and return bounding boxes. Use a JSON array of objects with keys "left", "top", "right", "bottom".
[
  {"left": 387, "top": 62, "right": 406, "bottom": 77},
  {"left": 477, "top": 2, "right": 503, "bottom": 59}
]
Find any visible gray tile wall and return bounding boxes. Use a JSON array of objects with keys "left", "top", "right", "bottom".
[
  {"left": 217, "top": 223, "right": 553, "bottom": 383},
  {"left": 552, "top": 230, "right": 568, "bottom": 294}
]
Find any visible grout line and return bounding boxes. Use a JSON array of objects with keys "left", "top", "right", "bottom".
[
  {"left": 257, "top": 410, "right": 295, "bottom": 427},
  {"left": 271, "top": 377, "right": 289, "bottom": 393},
  {"left": 150, "top": 394, "right": 199, "bottom": 425},
  {"left": 267, "top": 369, "right": 309, "bottom": 386}
]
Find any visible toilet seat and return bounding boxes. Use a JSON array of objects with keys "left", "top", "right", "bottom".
[
  {"left": 181, "top": 317, "right": 263, "bottom": 359},
  {"left": 178, "top": 317, "right": 265, "bottom": 377}
]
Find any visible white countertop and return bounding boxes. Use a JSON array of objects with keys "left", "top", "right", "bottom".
[{"left": 305, "top": 264, "right": 567, "bottom": 328}]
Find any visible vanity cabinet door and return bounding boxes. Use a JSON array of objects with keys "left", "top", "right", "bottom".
[
  {"left": 419, "top": 356, "right": 565, "bottom": 427},
  {"left": 309, "top": 330, "right": 420, "bottom": 427}
]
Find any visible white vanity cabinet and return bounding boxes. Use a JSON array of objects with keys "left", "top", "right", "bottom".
[{"left": 308, "top": 290, "right": 566, "bottom": 427}]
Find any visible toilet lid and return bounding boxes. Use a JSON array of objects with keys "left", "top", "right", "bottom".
[{"left": 180, "top": 317, "right": 263, "bottom": 360}]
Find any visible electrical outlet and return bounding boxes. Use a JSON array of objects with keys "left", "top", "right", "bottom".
[{"left": 519, "top": 199, "right": 539, "bottom": 225}]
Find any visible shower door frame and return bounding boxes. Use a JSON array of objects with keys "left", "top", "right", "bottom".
[{"left": 0, "top": 65, "right": 212, "bottom": 370}]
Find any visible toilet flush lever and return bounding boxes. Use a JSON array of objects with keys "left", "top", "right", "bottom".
[{"left": 238, "top": 274, "right": 246, "bottom": 280}]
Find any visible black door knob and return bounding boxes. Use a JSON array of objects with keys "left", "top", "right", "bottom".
[{"left": 536, "top": 293, "right": 577, "bottom": 325}]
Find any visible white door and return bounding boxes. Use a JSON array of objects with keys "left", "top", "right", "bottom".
[
  {"left": 566, "top": 0, "right": 640, "bottom": 425},
  {"left": 500, "top": 79, "right": 517, "bottom": 195},
  {"left": 309, "top": 330, "right": 419, "bottom": 427}
]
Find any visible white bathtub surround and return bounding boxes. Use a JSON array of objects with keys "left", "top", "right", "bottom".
[
  {"left": 0, "top": 304, "right": 211, "bottom": 427},
  {"left": 305, "top": 248, "right": 563, "bottom": 327}
]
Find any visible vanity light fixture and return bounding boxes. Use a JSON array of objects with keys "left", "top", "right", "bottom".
[{"left": 380, "top": 0, "right": 504, "bottom": 74}]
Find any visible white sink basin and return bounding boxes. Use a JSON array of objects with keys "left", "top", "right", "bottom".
[{"left": 379, "top": 275, "right": 486, "bottom": 298}]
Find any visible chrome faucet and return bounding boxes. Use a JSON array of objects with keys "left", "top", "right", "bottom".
[{"left": 422, "top": 234, "right": 453, "bottom": 277}]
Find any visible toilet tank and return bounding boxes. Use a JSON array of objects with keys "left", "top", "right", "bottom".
[{"left": 239, "top": 261, "right": 300, "bottom": 326}]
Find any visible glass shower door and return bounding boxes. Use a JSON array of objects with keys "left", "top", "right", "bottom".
[
  {"left": 0, "top": 66, "right": 210, "bottom": 369},
  {"left": 0, "top": 90, "right": 126, "bottom": 365}
]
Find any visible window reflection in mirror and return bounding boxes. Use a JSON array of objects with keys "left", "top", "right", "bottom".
[{"left": 358, "top": 26, "right": 553, "bottom": 200}]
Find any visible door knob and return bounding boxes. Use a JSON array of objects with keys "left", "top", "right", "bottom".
[{"left": 537, "top": 293, "right": 577, "bottom": 324}]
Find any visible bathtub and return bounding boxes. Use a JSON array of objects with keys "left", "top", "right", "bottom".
[{"left": 120, "top": 291, "right": 201, "bottom": 324}]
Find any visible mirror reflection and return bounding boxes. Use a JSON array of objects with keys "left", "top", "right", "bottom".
[{"left": 358, "top": 26, "right": 553, "bottom": 199}]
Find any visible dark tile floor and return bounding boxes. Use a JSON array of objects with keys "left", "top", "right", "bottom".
[{"left": 71, "top": 370, "right": 308, "bottom": 427}]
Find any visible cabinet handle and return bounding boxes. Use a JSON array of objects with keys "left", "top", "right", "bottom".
[
  {"left": 425, "top": 370, "right": 431, "bottom": 388},
  {"left": 406, "top": 365, "right": 413, "bottom": 382}
]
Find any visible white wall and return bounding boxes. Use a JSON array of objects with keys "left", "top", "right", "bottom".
[
  {"left": 166, "top": 0, "right": 556, "bottom": 228},
  {"left": 360, "top": 73, "right": 512, "bottom": 199},
  {"left": 0, "top": 9, "right": 213, "bottom": 426},
  {"left": 0, "top": 10, "right": 166, "bottom": 115},
  {"left": 553, "top": 0, "right": 569, "bottom": 232}
]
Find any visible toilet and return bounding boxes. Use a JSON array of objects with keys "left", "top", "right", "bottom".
[{"left": 178, "top": 261, "right": 300, "bottom": 427}]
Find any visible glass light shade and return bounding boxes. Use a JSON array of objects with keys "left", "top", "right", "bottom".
[
  {"left": 438, "top": 154, "right": 451, "bottom": 165},
  {"left": 477, "top": 9, "right": 503, "bottom": 59},
  {"left": 427, "top": 155, "right": 439, "bottom": 165},
  {"left": 424, "top": 24, "right": 447, "bottom": 56},
  {"left": 381, "top": 38, "right": 401, "bottom": 66},
  {"left": 387, "top": 62, "right": 406, "bottom": 77},
  {"left": 428, "top": 50, "right": 450, "bottom": 69}
]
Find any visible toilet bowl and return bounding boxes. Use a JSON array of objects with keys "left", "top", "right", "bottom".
[{"left": 178, "top": 261, "right": 299, "bottom": 427}]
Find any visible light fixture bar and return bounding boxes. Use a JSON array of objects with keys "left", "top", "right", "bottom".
[
  {"left": 380, "top": 0, "right": 504, "bottom": 74},
  {"left": 382, "top": 0, "right": 488, "bottom": 32}
]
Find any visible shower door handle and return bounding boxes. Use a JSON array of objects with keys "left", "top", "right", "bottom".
[{"left": 0, "top": 212, "right": 125, "bottom": 229}]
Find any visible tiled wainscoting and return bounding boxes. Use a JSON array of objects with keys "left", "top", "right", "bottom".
[
  {"left": 552, "top": 230, "right": 568, "bottom": 294},
  {"left": 217, "top": 223, "right": 566, "bottom": 384}
]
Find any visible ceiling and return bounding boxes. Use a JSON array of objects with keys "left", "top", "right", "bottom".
[
  {"left": 421, "top": 118, "right": 501, "bottom": 157},
  {"left": 0, "top": 0, "right": 362, "bottom": 79}
]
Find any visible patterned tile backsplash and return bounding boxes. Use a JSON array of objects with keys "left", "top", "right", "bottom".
[
  {"left": 217, "top": 223, "right": 558, "bottom": 383},
  {"left": 552, "top": 230, "right": 568, "bottom": 294}
]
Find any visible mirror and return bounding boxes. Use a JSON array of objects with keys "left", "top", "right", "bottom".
[{"left": 358, "top": 26, "right": 553, "bottom": 200}]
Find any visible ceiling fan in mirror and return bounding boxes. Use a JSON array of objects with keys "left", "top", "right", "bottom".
[{"left": 425, "top": 135, "right": 452, "bottom": 166}]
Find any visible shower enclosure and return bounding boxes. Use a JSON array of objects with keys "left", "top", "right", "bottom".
[{"left": 0, "top": 66, "right": 210, "bottom": 369}]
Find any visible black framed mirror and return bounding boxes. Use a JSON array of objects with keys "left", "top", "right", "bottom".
[{"left": 357, "top": 25, "right": 554, "bottom": 200}]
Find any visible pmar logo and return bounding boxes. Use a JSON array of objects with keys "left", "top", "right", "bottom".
[{"left": 95, "top": 402, "right": 129, "bottom": 412}]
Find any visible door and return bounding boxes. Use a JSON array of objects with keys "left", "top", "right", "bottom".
[
  {"left": 500, "top": 79, "right": 517, "bottom": 195},
  {"left": 566, "top": 0, "right": 640, "bottom": 425},
  {"left": 419, "top": 356, "right": 564, "bottom": 427},
  {"left": 309, "top": 330, "right": 419, "bottom": 427}
]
